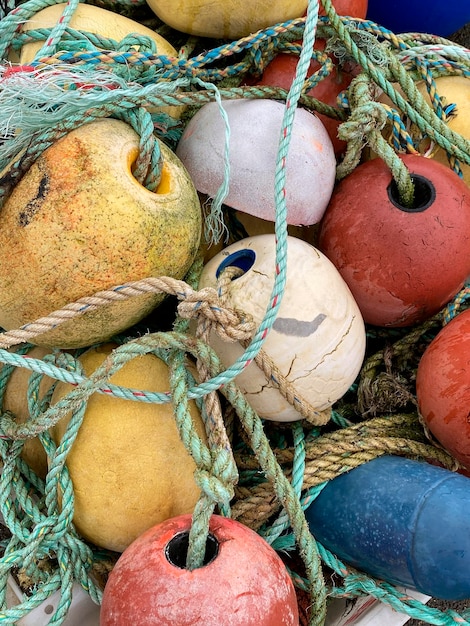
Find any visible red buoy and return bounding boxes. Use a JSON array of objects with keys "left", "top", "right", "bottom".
[
  {"left": 100, "top": 514, "right": 299, "bottom": 626},
  {"left": 416, "top": 309, "right": 470, "bottom": 469},
  {"left": 319, "top": 0, "right": 368, "bottom": 18},
  {"left": 318, "top": 155, "right": 470, "bottom": 327}
]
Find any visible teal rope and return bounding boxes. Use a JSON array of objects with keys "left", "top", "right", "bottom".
[
  {"left": 32, "top": 0, "right": 80, "bottom": 60},
  {"left": 320, "top": 0, "right": 470, "bottom": 165}
]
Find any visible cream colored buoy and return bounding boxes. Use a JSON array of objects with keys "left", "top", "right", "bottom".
[
  {"left": 49, "top": 343, "right": 207, "bottom": 553},
  {"left": 0, "top": 118, "right": 201, "bottom": 348},
  {"left": 197, "top": 234, "right": 366, "bottom": 422},
  {"left": 177, "top": 99, "right": 336, "bottom": 226},
  {"left": 12, "top": 3, "right": 182, "bottom": 119}
]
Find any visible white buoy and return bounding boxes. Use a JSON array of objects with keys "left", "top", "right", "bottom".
[
  {"left": 197, "top": 234, "right": 366, "bottom": 422},
  {"left": 176, "top": 99, "right": 336, "bottom": 226}
]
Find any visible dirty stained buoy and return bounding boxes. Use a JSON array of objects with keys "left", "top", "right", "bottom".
[
  {"left": 197, "top": 234, "right": 366, "bottom": 421},
  {"left": 176, "top": 98, "right": 336, "bottom": 226}
]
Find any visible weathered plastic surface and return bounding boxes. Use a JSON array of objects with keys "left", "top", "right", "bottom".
[
  {"left": 198, "top": 235, "right": 366, "bottom": 421},
  {"left": 306, "top": 455, "right": 470, "bottom": 600},
  {"left": 100, "top": 514, "right": 299, "bottom": 626},
  {"left": 176, "top": 98, "right": 336, "bottom": 225}
]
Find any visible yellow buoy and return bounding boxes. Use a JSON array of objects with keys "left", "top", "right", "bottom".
[
  {"left": 0, "top": 346, "right": 57, "bottom": 478},
  {"left": 375, "top": 76, "right": 470, "bottom": 185},
  {"left": 0, "top": 118, "right": 201, "bottom": 348},
  {"left": 13, "top": 3, "right": 182, "bottom": 119},
  {"left": 50, "top": 343, "right": 207, "bottom": 553},
  {"left": 417, "top": 76, "right": 470, "bottom": 186},
  {"left": 145, "top": 0, "right": 308, "bottom": 39}
]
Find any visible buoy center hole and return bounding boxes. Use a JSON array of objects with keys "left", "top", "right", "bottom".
[
  {"left": 387, "top": 174, "right": 436, "bottom": 212},
  {"left": 216, "top": 249, "right": 256, "bottom": 280},
  {"left": 165, "top": 531, "right": 219, "bottom": 569}
]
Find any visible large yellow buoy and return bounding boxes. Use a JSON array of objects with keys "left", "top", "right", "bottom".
[
  {"left": 145, "top": 0, "right": 308, "bottom": 39},
  {"left": 0, "top": 118, "right": 201, "bottom": 348},
  {"left": 49, "top": 343, "right": 207, "bottom": 553},
  {"left": 15, "top": 3, "right": 177, "bottom": 62},
  {"left": 417, "top": 76, "right": 470, "bottom": 186}
]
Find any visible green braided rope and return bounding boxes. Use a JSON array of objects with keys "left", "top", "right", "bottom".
[
  {"left": 0, "top": 1, "right": 469, "bottom": 625},
  {"left": 320, "top": 0, "right": 470, "bottom": 164},
  {"left": 32, "top": 0, "right": 80, "bottom": 59}
]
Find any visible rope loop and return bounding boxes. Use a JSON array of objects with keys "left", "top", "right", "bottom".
[{"left": 0, "top": 0, "right": 470, "bottom": 623}]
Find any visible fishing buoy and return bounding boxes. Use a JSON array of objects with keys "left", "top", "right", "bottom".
[
  {"left": 49, "top": 344, "right": 207, "bottom": 553},
  {"left": 417, "top": 76, "right": 470, "bottom": 186},
  {"left": 197, "top": 235, "right": 366, "bottom": 421},
  {"left": 251, "top": 39, "right": 360, "bottom": 156},
  {"left": 12, "top": 3, "right": 182, "bottom": 119},
  {"left": 0, "top": 118, "right": 201, "bottom": 348},
  {"left": 305, "top": 455, "right": 470, "bottom": 600},
  {"left": 100, "top": 514, "right": 299, "bottom": 625},
  {"left": 145, "top": 0, "right": 307, "bottom": 39},
  {"left": 366, "top": 0, "right": 470, "bottom": 37},
  {"left": 376, "top": 76, "right": 470, "bottom": 186},
  {"left": 176, "top": 99, "right": 336, "bottom": 226},
  {"left": 0, "top": 346, "right": 57, "bottom": 479},
  {"left": 320, "top": 0, "right": 368, "bottom": 18},
  {"left": 14, "top": 3, "right": 177, "bottom": 62},
  {"left": 416, "top": 309, "right": 470, "bottom": 469},
  {"left": 318, "top": 154, "right": 470, "bottom": 327}
]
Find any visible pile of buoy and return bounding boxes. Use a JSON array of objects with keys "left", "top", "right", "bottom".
[{"left": 0, "top": 0, "right": 469, "bottom": 625}]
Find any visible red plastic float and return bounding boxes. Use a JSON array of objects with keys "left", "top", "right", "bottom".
[
  {"left": 318, "top": 154, "right": 470, "bottom": 327},
  {"left": 319, "top": 0, "right": 368, "bottom": 18},
  {"left": 416, "top": 309, "right": 470, "bottom": 469},
  {"left": 100, "top": 514, "right": 299, "bottom": 626}
]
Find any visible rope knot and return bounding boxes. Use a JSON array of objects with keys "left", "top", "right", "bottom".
[
  {"left": 338, "top": 99, "right": 388, "bottom": 142},
  {"left": 177, "top": 286, "right": 257, "bottom": 343},
  {"left": 193, "top": 467, "right": 235, "bottom": 506}
]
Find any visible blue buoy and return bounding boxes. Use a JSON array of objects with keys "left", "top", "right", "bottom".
[
  {"left": 366, "top": 0, "right": 470, "bottom": 38},
  {"left": 305, "top": 455, "right": 470, "bottom": 600}
]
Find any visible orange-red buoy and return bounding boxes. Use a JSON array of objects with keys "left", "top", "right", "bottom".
[
  {"left": 318, "top": 154, "right": 470, "bottom": 327},
  {"left": 416, "top": 309, "right": 470, "bottom": 469},
  {"left": 100, "top": 514, "right": 299, "bottom": 626}
]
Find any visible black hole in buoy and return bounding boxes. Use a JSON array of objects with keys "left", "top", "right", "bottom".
[
  {"left": 215, "top": 249, "right": 256, "bottom": 280},
  {"left": 387, "top": 174, "right": 436, "bottom": 213},
  {"left": 165, "top": 531, "right": 219, "bottom": 569}
]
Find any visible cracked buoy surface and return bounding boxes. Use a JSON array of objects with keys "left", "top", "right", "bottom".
[{"left": 197, "top": 234, "right": 366, "bottom": 421}]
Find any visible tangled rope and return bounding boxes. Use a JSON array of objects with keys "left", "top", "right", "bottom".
[{"left": 0, "top": 0, "right": 469, "bottom": 624}]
